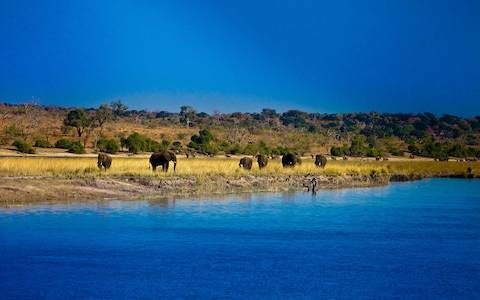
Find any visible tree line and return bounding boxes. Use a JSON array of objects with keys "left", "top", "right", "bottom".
[{"left": 1, "top": 101, "right": 479, "bottom": 159}]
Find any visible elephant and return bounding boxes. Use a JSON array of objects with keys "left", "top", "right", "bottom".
[
  {"left": 314, "top": 154, "right": 327, "bottom": 168},
  {"left": 239, "top": 157, "right": 253, "bottom": 170},
  {"left": 256, "top": 154, "right": 268, "bottom": 169},
  {"left": 97, "top": 153, "right": 112, "bottom": 171},
  {"left": 150, "top": 151, "right": 177, "bottom": 172},
  {"left": 282, "top": 153, "right": 301, "bottom": 167}
]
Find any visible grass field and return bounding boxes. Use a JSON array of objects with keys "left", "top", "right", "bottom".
[{"left": 0, "top": 156, "right": 478, "bottom": 178}]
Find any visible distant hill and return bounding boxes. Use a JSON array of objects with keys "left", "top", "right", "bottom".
[{"left": 1, "top": 102, "right": 479, "bottom": 159}]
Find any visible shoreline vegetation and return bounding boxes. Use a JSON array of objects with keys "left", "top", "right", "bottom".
[
  {"left": 1, "top": 102, "right": 479, "bottom": 206},
  {"left": 1, "top": 154, "right": 478, "bottom": 206}
]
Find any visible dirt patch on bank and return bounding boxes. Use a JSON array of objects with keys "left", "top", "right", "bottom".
[{"left": 0, "top": 174, "right": 389, "bottom": 206}]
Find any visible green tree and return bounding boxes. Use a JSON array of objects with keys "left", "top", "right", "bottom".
[
  {"left": 124, "top": 132, "right": 146, "bottom": 154},
  {"left": 64, "top": 109, "right": 89, "bottom": 138},
  {"left": 188, "top": 129, "right": 217, "bottom": 154}
]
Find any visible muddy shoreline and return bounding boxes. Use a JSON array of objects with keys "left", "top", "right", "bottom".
[
  {"left": 1, "top": 173, "right": 477, "bottom": 207},
  {"left": 1, "top": 174, "right": 390, "bottom": 206}
]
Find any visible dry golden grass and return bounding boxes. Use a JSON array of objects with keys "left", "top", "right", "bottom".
[{"left": 0, "top": 156, "right": 478, "bottom": 178}]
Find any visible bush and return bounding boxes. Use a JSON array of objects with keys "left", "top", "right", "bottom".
[
  {"left": 387, "top": 145, "right": 403, "bottom": 156},
  {"left": 366, "top": 147, "right": 383, "bottom": 157},
  {"left": 34, "top": 138, "right": 51, "bottom": 148},
  {"left": 123, "top": 132, "right": 166, "bottom": 154},
  {"left": 349, "top": 136, "right": 368, "bottom": 156},
  {"left": 272, "top": 146, "right": 291, "bottom": 156},
  {"left": 144, "top": 138, "right": 163, "bottom": 152},
  {"left": 68, "top": 141, "right": 85, "bottom": 154},
  {"left": 13, "top": 140, "right": 35, "bottom": 154},
  {"left": 227, "top": 143, "right": 242, "bottom": 155},
  {"left": 188, "top": 129, "right": 217, "bottom": 155},
  {"left": 124, "top": 132, "right": 145, "bottom": 154},
  {"left": 330, "top": 146, "right": 349, "bottom": 157},
  {"left": 4, "top": 124, "right": 26, "bottom": 139},
  {"left": 97, "top": 138, "right": 120, "bottom": 154},
  {"left": 55, "top": 138, "right": 74, "bottom": 149}
]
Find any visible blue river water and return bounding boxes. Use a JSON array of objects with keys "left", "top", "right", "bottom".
[{"left": 1, "top": 179, "right": 479, "bottom": 299}]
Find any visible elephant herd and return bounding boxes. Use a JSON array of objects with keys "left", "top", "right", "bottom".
[
  {"left": 97, "top": 152, "right": 328, "bottom": 172},
  {"left": 238, "top": 153, "right": 327, "bottom": 170}
]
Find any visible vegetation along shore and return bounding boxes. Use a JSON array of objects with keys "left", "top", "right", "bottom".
[
  {"left": 1, "top": 155, "right": 478, "bottom": 205},
  {"left": 1, "top": 101, "right": 479, "bottom": 205}
]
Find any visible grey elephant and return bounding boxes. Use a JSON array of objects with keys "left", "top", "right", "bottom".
[
  {"left": 239, "top": 157, "right": 253, "bottom": 170},
  {"left": 314, "top": 154, "right": 327, "bottom": 168},
  {"left": 256, "top": 154, "right": 268, "bottom": 169},
  {"left": 150, "top": 151, "right": 177, "bottom": 172},
  {"left": 97, "top": 153, "right": 112, "bottom": 171},
  {"left": 282, "top": 153, "right": 301, "bottom": 167}
]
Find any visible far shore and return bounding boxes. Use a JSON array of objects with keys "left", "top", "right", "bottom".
[{"left": 1, "top": 152, "right": 478, "bottom": 206}]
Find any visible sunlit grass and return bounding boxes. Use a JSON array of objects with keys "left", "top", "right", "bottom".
[{"left": 0, "top": 156, "right": 478, "bottom": 178}]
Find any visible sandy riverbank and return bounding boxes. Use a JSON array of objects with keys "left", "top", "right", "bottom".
[{"left": 1, "top": 174, "right": 393, "bottom": 206}]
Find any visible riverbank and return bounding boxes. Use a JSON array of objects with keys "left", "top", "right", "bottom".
[
  {"left": 1, "top": 157, "right": 478, "bottom": 205},
  {"left": 2, "top": 172, "right": 479, "bottom": 206},
  {"left": 0, "top": 174, "right": 390, "bottom": 206}
]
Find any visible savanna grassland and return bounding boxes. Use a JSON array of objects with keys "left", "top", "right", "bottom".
[
  {"left": 1, "top": 102, "right": 479, "bottom": 205},
  {"left": 0, "top": 156, "right": 478, "bottom": 178},
  {"left": 1, "top": 155, "right": 478, "bottom": 205}
]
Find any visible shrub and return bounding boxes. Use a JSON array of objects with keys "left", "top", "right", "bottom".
[
  {"left": 4, "top": 125, "right": 26, "bottom": 139},
  {"left": 13, "top": 140, "right": 35, "bottom": 154},
  {"left": 331, "top": 146, "right": 348, "bottom": 157},
  {"left": 188, "top": 129, "right": 217, "bottom": 155},
  {"left": 34, "top": 138, "right": 51, "bottom": 148},
  {"left": 123, "top": 132, "right": 165, "bottom": 153},
  {"left": 144, "top": 137, "right": 163, "bottom": 152},
  {"left": 97, "top": 138, "right": 120, "bottom": 154},
  {"left": 272, "top": 146, "right": 291, "bottom": 155},
  {"left": 55, "top": 138, "right": 74, "bottom": 149},
  {"left": 171, "top": 141, "right": 183, "bottom": 152},
  {"left": 349, "top": 136, "right": 368, "bottom": 156},
  {"left": 68, "top": 141, "right": 85, "bottom": 154},
  {"left": 387, "top": 145, "right": 403, "bottom": 156},
  {"left": 366, "top": 147, "right": 383, "bottom": 158},
  {"left": 227, "top": 143, "right": 242, "bottom": 155},
  {"left": 124, "top": 132, "right": 145, "bottom": 154}
]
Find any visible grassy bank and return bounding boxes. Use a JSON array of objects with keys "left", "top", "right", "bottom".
[
  {"left": 0, "top": 156, "right": 478, "bottom": 178},
  {"left": 0, "top": 157, "right": 478, "bottom": 205}
]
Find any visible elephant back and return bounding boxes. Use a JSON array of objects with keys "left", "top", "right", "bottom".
[{"left": 314, "top": 154, "right": 327, "bottom": 168}]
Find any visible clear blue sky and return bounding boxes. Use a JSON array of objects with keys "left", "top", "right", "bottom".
[{"left": 1, "top": 0, "right": 479, "bottom": 115}]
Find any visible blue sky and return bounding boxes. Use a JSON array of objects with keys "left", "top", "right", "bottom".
[{"left": 1, "top": 0, "right": 479, "bottom": 115}]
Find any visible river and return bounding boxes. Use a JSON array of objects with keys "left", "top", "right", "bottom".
[{"left": 1, "top": 179, "right": 479, "bottom": 299}]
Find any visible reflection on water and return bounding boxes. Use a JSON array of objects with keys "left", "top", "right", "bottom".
[{"left": 1, "top": 179, "right": 479, "bottom": 299}]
